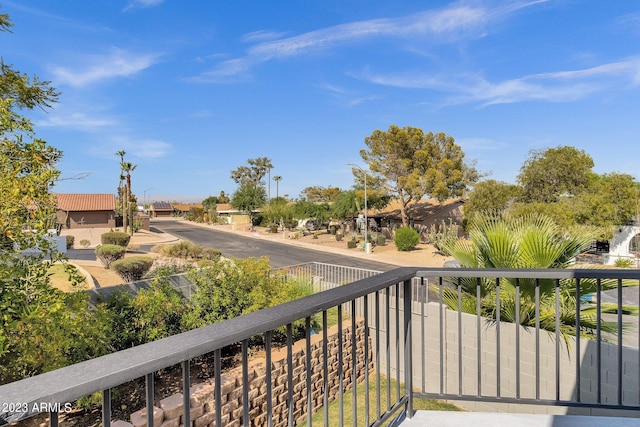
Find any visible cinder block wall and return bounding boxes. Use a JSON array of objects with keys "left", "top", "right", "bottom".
[
  {"left": 371, "top": 297, "right": 639, "bottom": 417},
  {"left": 116, "top": 318, "right": 371, "bottom": 427}
]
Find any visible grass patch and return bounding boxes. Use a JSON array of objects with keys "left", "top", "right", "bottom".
[
  {"left": 298, "top": 374, "right": 462, "bottom": 426},
  {"left": 48, "top": 263, "right": 88, "bottom": 292}
]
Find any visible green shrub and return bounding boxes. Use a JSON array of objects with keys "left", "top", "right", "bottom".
[
  {"left": 394, "top": 227, "right": 420, "bottom": 251},
  {"left": 66, "top": 235, "right": 74, "bottom": 249},
  {"left": 152, "top": 241, "right": 221, "bottom": 260},
  {"left": 110, "top": 256, "right": 154, "bottom": 282},
  {"left": 95, "top": 244, "right": 126, "bottom": 268},
  {"left": 184, "top": 258, "right": 315, "bottom": 340},
  {"left": 103, "top": 282, "right": 188, "bottom": 349},
  {"left": 270, "top": 225, "right": 278, "bottom": 233},
  {"left": 79, "top": 239, "right": 90, "bottom": 248},
  {"left": 100, "top": 231, "right": 131, "bottom": 247},
  {"left": 376, "top": 234, "right": 386, "bottom": 246},
  {"left": 614, "top": 257, "right": 636, "bottom": 268},
  {"left": 335, "top": 232, "right": 343, "bottom": 241},
  {"left": 347, "top": 240, "right": 357, "bottom": 249}
]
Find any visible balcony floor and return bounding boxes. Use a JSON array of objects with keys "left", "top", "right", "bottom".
[{"left": 399, "top": 411, "right": 640, "bottom": 427}]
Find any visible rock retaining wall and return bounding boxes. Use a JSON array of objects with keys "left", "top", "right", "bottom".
[{"left": 116, "top": 318, "right": 371, "bottom": 427}]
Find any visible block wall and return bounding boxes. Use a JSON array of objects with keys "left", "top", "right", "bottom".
[{"left": 115, "top": 318, "right": 371, "bottom": 427}]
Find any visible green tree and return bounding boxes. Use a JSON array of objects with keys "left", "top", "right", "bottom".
[
  {"left": 518, "top": 146, "right": 594, "bottom": 203},
  {"left": 292, "top": 199, "right": 331, "bottom": 224},
  {"left": 230, "top": 158, "right": 273, "bottom": 226},
  {"left": 439, "top": 213, "right": 631, "bottom": 340},
  {"left": 230, "top": 157, "right": 273, "bottom": 187},
  {"left": 331, "top": 190, "right": 360, "bottom": 221},
  {"left": 116, "top": 152, "right": 137, "bottom": 236},
  {"left": 262, "top": 197, "right": 295, "bottom": 230},
  {"left": 1, "top": 12, "right": 110, "bottom": 382},
  {"left": 202, "top": 195, "right": 219, "bottom": 211},
  {"left": 300, "top": 186, "right": 341, "bottom": 203},
  {"left": 463, "top": 179, "right": 520, "bottom": 223},
  {"left": 360, "top": 125, "right": 478, "bottom": 227},
  {"left": 273, "top": 175, "right": 282, "bottom": 199},
  {"left": 573, "top": 173, "right": 639, "bottom": 238},
  {"left": 231, "top": 181, "right": 266, "bottom": 225}
]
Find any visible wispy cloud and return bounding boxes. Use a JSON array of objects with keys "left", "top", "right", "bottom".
[
  {"left": 319, "top": 82, "right": 381, "bottom": 107},
  {"left": 123, "top": 0, "right": 164, "bottom": 12},
  {"left": 241, "top": 30, "right": 290, "bottom": 43},
  {"left": 49, "top": 48, "right": 160, "bottom": 87},
  {"left": 192, "top": 1, "right": 547, "bottom": 83},
  {"left": 36, "top": 111, "right": 118, "bottom": 131},
  {"left": 358, "top": 57, "right": 640, "bottom": 106},
  {"left": 90, "top": 137, "right": 172, "bottom": 160}
]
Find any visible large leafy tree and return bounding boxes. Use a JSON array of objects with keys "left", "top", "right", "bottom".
[
  {"left": 440, "top": 213, "right": 633, "bottom": 340},
  {"left": 0, "top": 12, "right": 110, "bottom": 382},
  {"left": 573, "top": 173, "right": 639, "bottom": 238},
  {"left": 230, "top": 156, "right": 273, "bottom": 187},
  {"left": 360, "top": 125, "right": 478, "bottom": 227},
  {"left": 300, "top": 185, "right": 341, "bottom": 203},
  {"left": 463, "top": 179, "right": 521, "bottom": 223},
  {"left": 518, "top": 146, "right": 594, "bottom": 203},
  {"left": 230, "top": 157, "right": 273, "bottom": 225},
  {"left": 331, "top": 190, "right": 360, "bottom": 221},
  {"left": 231, "top": 182, "right": 266, "bottom": 225}
]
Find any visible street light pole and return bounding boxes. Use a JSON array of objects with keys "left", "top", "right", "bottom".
[
  {"left": 347, "top": 163, "right": 370, "bottom": 254},
  {"left": 143, "top": 188, "right": 153, "bottom": 210}
]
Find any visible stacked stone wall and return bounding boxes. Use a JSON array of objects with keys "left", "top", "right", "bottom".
[{"left": 114, "top": 318, "right": 371, "bottom": 427}]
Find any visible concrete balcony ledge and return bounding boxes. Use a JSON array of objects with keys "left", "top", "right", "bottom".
[{"left": 400, "top": 411, "right": 640, "bottom": 427}]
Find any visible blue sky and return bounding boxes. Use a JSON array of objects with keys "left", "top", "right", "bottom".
[{"left": 4, "top": 1, "right": 640, "bottom": 203}]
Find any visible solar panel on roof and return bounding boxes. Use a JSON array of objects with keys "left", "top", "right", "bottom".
[{"left": 152, "top": 202, "right": 172, "bottom": 210}]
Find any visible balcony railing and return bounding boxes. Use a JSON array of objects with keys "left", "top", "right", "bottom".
[{"left": 1, "top": 267, "right": 639, "bottom": 426}]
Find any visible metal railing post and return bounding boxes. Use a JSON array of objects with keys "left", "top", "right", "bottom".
[{"left": 403, "top": 278, "right": 413, "bottom": 418}]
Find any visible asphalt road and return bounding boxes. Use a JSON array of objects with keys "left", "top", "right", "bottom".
[{"left": 150, "top": 220, "right": 399, "bottom": 271}]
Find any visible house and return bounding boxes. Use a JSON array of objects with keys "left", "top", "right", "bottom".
[
  {"left": 172, "top": 203, "right": 203, "bottom": 218},
  {"left": 149, "top": 202, "right": 174, "bottom": 218},
  {"left": 369, "top": 198, "right": 464, "bottom": 233},
  {"left": 56, "top": 193, "right": 116, "bottom": 229}
]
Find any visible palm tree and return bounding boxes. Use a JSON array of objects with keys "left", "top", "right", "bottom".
[
  {"left": 115, "top": 151, "right": 137, "bottom": 235},
  {"left": 273, "top": 175, "right": 282, "bottom": 199},
  {"left": 439, "top": 212, "right": 635, "bottom": 340}
]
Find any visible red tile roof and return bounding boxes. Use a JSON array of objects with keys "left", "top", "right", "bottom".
[{"left": 56, "top": 193, "right": 116, "bottom": 212}]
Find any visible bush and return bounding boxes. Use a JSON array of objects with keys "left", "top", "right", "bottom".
[
  {"left": 335, "top": 232, "right": 343, "bottom": 241},
  {"left": 376, "top": 234, "right": 386, "bottom": 246},
  {"left": 95, "top": 244, "right": 126, "bottom": 268},
  {"left": 79, "top": 239, "right": 90, "bottom": 248},
  {"left": 152, "top": 241, "right": 221, "bottom": 260},
  {"left": 66, "top": 235, "right": 74, "bottom": 249},
  {"left": 103, "top": 282, "right": 188, "bottom": 349},
  {"left": 394, "top": 227, "right": 420, "bottom": 251},
  {"left": 101, "top": 231, "right": 131, "bottom": 247},
  {"left": 110, "top": 256, "right": 154, "bottom": 282},
  {"left": 347, "top": 240, "right": 357, "bottom": 249},
  {"left": 184, "top": 258, "right": 315, "bottom": 340},
  {"left": 614, "top": 257, "right": 636, "bottom": 268}
]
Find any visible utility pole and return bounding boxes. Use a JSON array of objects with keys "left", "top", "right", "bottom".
[{"left": 347, "top": 163, "right": 370, "bottom": 254}]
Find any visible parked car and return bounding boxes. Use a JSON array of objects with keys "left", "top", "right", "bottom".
[{"left": 305, "top": 220, "right": 320, "bottom": 231}]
